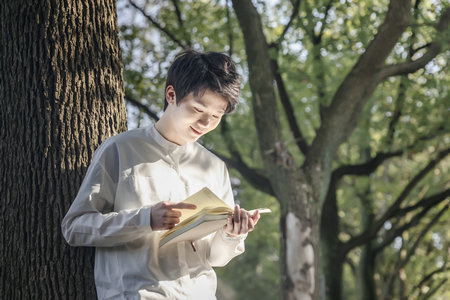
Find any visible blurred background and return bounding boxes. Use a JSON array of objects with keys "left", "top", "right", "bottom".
[{"left": 116, "top": 1, "right": 449, "bottom": 299}]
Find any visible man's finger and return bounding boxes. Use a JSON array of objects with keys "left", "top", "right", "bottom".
[
  {"left": 251, "top": 210, "right": 260, "bottom": 225},
  {"left": 234, "top": 205, "right": 240, "bottom": 223},
  {"left": 247, "top": 218, "right": 255, "bottom": 232},
  {"left": 225, "top": 216, "right": 233, "bottom": 232},
  {"left": 240, "top": 210, "right": 248, "bottom": 234}
]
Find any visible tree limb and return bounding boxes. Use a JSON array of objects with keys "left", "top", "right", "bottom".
[
  {"left": 274, "top": 0, "right": 301, "bottom": 46},
  {"left": 412, "top": 264, "right": 449, "bottom": 297},
  {"left": 315, "top": 0, "right": 334, "bottom": 45},
  {"left": 341, "top": 147, "right": 450, "bottom": 254},
  {"left": 211, "top": 150, "right": 275, "bottom": 196},
  {"left": 128, "top": 0, "right": 186, "bottom": 48},
  {"left": 170, "top": 0, "right": 192, "bottom": 47},
  {"left": 231, "top": 0, "right": 296, "bottom": 176},
  {"left": 218, "top": 116, "right": 275, "bottom": 196},
  {"left": 394, "top": 188, "right": 450, "bottom": 219},
  {"left": 379, "top": 148, "right": 450, "bottom": 221},
  {"left": 384, "top": 77, "right": 407, "bottom": 147},
  {"left": 305, "top": 0, "right": 412, "bottom": 173},
  {"left": 418, "top": 279, "right": 448, "bottom": 300},
  {"left": 374, "top": 196, "right": 449, "bottom": 253},
  {"left": 270, "top": 58, "right": 309, "bottom": 155},
  {"left": 381, "top": 203, "right": 448, "bottom": 299},
  {"left": 333, "top": 150, "right": 403, "bottom": 178},
  {"left": 124, "top": 92, "right": 160, "bottom": 121},
  {"left": 378, "top": 7, "right": 450, "bottom": 79},
  {"left": 333, "top": 127, "right": 447, "bottom": 178},
  {"left": 220, "top": 116, "right": 245, "bottom": 165},
  {"left": 226, "top": 0, "right": 233, "bottom": 56}
]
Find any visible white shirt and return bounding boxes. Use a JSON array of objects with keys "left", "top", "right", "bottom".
[{"left": 61, "top": 125, "right": 245, "bottom": 299}]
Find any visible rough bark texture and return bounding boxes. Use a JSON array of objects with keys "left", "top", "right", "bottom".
[{"left": 0, "top": 0, "right": 126, "bottom": 298}]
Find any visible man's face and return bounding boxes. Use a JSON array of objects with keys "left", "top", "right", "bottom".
[{"left": 164, "top": 88, "right": 228, "bottom": 145}]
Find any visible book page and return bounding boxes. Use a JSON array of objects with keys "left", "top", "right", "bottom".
[{"left": 177, "top": 187, "right": 232, "bottom": 223}]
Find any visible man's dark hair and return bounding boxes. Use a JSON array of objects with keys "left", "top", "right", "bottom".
[{"left": 164, "top": 49, "right": 241, "bottom": 113}]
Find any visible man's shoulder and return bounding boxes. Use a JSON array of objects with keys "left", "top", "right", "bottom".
[
  {"left": 103, "top": 126, "right": 150, "bottom": 146},
  {"left": 93, "top": 126, "right": 152, "bottom": 158},
  {"left": 191, "top": 142, "right": 224, "bottom": 165}
]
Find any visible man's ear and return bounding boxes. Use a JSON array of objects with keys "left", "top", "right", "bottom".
[{"left": 165, "top": 85, "right": 176, "bottom": 105}]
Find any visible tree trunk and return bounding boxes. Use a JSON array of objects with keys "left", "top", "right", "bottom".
[
  {"left": 231, "top": 1, "right": 320, "bottom": 299},
  {"left": 320, "top": 180, "right": 344, "bottom": 300},
  {"left": 358, "top": 184, "right": 377, "bottom": 300},
  {"left": 0, "top": 1, "right": 126, "bottom": 298}
]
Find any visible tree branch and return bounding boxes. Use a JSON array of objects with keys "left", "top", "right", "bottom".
[
  {"left": 384, "top": 77, "right": 407, "bottom": 147},
  {"left": 124, "top": 92, "right": 160, "bottom": 122},
  {"left": 218, "top": 117, "right": 275, "bottom": 196},
  {"left": 211, "top": 150, "right": 275, "bottom": 196},
  {"left": 412, "top": 265, "right": 449, "bottom": 296},
  {"left": 333, "top": 150, "right": 403, "bottom": 178},
  {"left": 374, "top": 196, "right": 449, "bottom": 253},
  {"left": 128, "top": 0, "right": 186, "bottom": 48},
  {"left": 382, "top": 203, "right": 448, "bottom": 298},
  {"left": 305, "top": 0, "right": 412, "bottom": 172},
  {"left": 418, "top": 279, "right": 448, "bottom": 300},
  {"left": 226, "top": 0, "right": 233, "bottom": 56},
  {"left": 274, "top": 0, "right": 301, "bottom": 46},
  {"left": 379, "top": 148, "right": 450, "bottom": 220},
  {"left": 378, "top": 7, "right": 450, "bottom": 79},
  {"left": 333, "top": 127, "right": 447, "bottom": 179},
  {"left": 231, "top": 0, "right": 296, "bottom": 173},
  {"left": 315, "top": 0, "right": 334, "bottom": 44},
  {"left": 170, "top": 0, "right": 192, "bottom": 47},
  {"left": 341, "top": 147, "right": 450, "bottom": 254},
  {"left": 394, "top": 188, "right": 450, "bottom": 219},
  {"left": 270, "top": 58, "right": 309, "bottom": 155},
  {"left": 220, "top": 116, "right": 245, "bottom": 165}
]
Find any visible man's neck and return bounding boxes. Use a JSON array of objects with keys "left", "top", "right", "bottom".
[{"left": 154, "top": 118, "right": 184, "bottom": 146}]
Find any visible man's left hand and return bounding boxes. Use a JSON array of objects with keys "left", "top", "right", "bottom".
[{"left": 224, "top": 205, "right": 260, "bottom": 237}]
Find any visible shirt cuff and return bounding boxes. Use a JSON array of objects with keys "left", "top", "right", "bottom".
[{"left": 220, "top": 227, "right": 247, "bottom": 241}]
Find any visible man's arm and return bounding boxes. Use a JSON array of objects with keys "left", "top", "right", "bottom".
[
  {"left": 61, "top": 156, "right": 153, "bottom": 247},
  {"left": 204, "top": 162, "right": 261, "bottom": 266}
]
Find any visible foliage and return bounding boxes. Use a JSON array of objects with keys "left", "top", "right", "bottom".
[{"left": 117, "top": 0, "right": 450, "bottom": 299}]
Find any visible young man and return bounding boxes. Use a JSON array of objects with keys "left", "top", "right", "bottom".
[{"left": 62, "top": 50, "right": 260, "bottom": 299}]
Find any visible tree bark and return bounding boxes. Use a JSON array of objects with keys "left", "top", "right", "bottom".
[
  {"left": 320, "top": 178, "right": 344, "bottom": 300},
  {"left": 0, "top": 0, "right": 126, "bottom": 298},
  {"left": 231, "top": 1, "right": 319, "bottom": 299},
  {"left": 229, "top": 0, "right": 450, "bottom": 299},
  {"left": 358, "top": 149, "right": 377, "bottom": 300}
]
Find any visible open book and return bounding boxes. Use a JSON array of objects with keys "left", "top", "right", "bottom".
[{"left": 159, "top": 187, "right": 271, "bottom": 247}]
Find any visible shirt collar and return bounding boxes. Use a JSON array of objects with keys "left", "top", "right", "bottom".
[{"left": 147, "top": 123, "right": 190, "bottom": 155}]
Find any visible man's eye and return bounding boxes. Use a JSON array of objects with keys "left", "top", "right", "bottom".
[
  {"left": 194, "top": 108, "right": 203, "bottom": 113},
  {"left": 212, "top": 115, "right": 220, "bottom": 119}
]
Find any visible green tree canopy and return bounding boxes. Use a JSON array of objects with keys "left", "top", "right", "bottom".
[{"left": 118, "top": 0, "right": 449, "bottom": 299}]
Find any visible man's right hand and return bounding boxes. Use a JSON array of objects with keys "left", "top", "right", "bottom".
[{"left": 150, "top": 202, "right": 197, "bottom": 230}]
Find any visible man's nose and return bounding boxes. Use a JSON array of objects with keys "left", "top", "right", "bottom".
[{"left": 198, "top": 115, "right": 210, "bottom": 127}]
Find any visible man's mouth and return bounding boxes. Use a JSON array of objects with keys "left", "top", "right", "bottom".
[{"left": 191, "top": 127, "right": 202, "bottom": 135}]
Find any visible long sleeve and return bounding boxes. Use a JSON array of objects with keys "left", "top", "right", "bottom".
[
  {"left": 61, "top": 142, "right": 153, "bottom": 247},
  {"left": 207, "top": 228, "right": 246, "bottom": 267},
  {"left": 206, "top": 162, "right": 246, "bottom": 267}
]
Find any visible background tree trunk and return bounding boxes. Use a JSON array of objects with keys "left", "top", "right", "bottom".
[
  {"left": 0, "top": 1, "right": 126, "bottom": 298},
  {"left": 231, "top": 1, "right": 319, "bottom": 298},
  {"left": 119, "top": 0, "right": 450, "bottom": 298}
]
